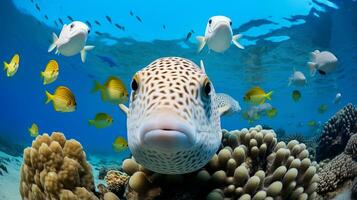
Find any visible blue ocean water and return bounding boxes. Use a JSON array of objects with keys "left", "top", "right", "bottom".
[{"left": 0, "top": 0, "right": 356, "bottom": 157}]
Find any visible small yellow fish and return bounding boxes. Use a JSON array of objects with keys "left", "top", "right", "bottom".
[
  {"left": 112, "top": 136, "right": 128, "bottom": 152},
  {"left": 318, "top": 104, "right": 328, "bottom": 113},
  {"left": 242, "top": 110, "right": 260, "bottom": 124},
  {"left": 92, "top": 76, "right": 128, "bottom": 104},
  {"left": 266, "top": 108, "right": 278, "bottom": 118},
  {"left": 307, "top": 120, "right": 317, "bottom": 127},
  {"left": 3, "top": 54, "right": 20, "bottom": 77},
  {"left": 45, "top": 86, "right": 77, "bottom": 112},
  {"left": 41, "top": 60, "right": 59, "bottom": 85},
  {"left": 292, "top": 90, "right": 301, "bottom": 102},
  {"left": 88, "top": 113, "right": 113, "bottom": 128},
  {"left": 244, "top": 87, "right": 273, "bottom": 105},
  {"left": 28, "top": 123, "right": 39, "bottom": 137}
]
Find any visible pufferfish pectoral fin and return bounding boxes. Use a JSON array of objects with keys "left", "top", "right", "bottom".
[
  {"left": 199, "top": 60, "right": 206, "bottom": 74},
  {"left": 218, "top": 105, "right": 231, "bottom": 117},
  {"left": 118, "top": 104, "right": 129, "bottom": 116},
  {"left": 232, "top": 34, "right": 244, "bottom": 49},
  {"left": 196, "top": 36, "right": 207, "bottom": 53}
]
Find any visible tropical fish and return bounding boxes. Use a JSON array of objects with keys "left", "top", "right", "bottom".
[
  {"left": 3, "top": 54, "right": 20, "bottom": 77},
  {"left": 96, "top": 55, "right": 117, "bottom": 67},
  {"left": 249, "top": 103, "right": 273, "bottom": 115},
  {"left": 163, "top": 24, "right": 166, "bottom": 29},
  {"left": 88, "top": 113, "right": 113, "bottom": 128},
  {"left": 44, "top": 15, "right": 49, "bottom": 20},
  {"left": 35, "top": 3, "right": 40, "bottom": 11},
  {"left": 115, "top": 24, "right": 125, "bottom": 31},
  {"left": 28, "top": 123, "right": 39, "bottom": 137},
  {"left": 94, "top": 20, "right": 101, "bottom": 26},
  {"left": 196, "top": 16, "right": 244, "bottom": 53},
  {"left": 308, "top": 50, "right": 338, "bottom": 76},
  {"left": 289, "top": 70, "right": 306, "bottom": 86},
  {"left": 118, "top": 57, "right": 222, "bottom": 174},
  {"left": 292, "top": 90, "right": 301, "bottom": 102},
  {"left": 307, "top": 120, "right": 317, "bottom": 127},
  {"left": 67, "top": 16, "right": 74, "bottom": 21},
  {"left": 129, "top": 11, "right": 134, "bottom": 16},
  {"left": 85, "top": 20, "right": 92, "bottom": 28},
  {"left": 185, "top": 30, "right": 194, "bottom": 41},
  {"left": 41, "top": 60, "right": 59, "bottom": 85},
  {"left": 266, "top": 108, "right": 278, "bottom": 118},
  {"left": 95, "top": 31, "right": 102, "bottom": 36},
  {"left": 45, "top": 86, "right": 76, "bottom": 112},
  {"left": 136, "top": 16, "right": 142, "bottom": 23},
  {"left": 58, "top": 18, "right": 64, "bottom": 25},
  {"left": 318, "top": 104, "right": 328, "bottom": 113},
  {"left": 112, "top": 136, "right": 128, "bottom": 152},
  {"left": 105, "top": 16, "right": 112, "bottom": 23},
  {"left": 215, "top": 93, "right": 241, "bottom": 116},
  {"left": 48, "top": 21, "right": 94, "bottom": 63},
  {"left": 92, "top": 76, "right": 128, "bottom": 104},
  {"left": 242, "top": 110, "right": 260, "bottom": 124},
  {"left": 244, "top": 87, "right": 273, "bottom": 105},
  {"left": 333, "top": 93, "right": 342, "bottom": 104}
]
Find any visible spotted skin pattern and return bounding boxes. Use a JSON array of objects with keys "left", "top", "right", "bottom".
[{"left": 127, "top": 57, "right": 222, "bottom": 174}]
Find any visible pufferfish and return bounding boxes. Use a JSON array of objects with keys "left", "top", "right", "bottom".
[{"left": 119, "top": 57, "right": 223, "bottom": 174}]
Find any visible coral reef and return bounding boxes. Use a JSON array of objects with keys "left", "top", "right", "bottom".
[
  {"left": 116, "top": 126, "right": 318, "bottom": 200},
  {"left": 19, "top": 132, "right": 98, "bottom": 200},
  {"left": 317, "top": 133, "right": 357, "bottom": 198},
  {"left": 105, "top": 170, "right": 129, "bottom": 196},
  {"left": 316, "top": 103, "right": 357, "bottom": 161}
]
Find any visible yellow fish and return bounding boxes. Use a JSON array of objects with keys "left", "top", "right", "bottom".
[
  {"left": 266, "top": 108, "right": 278, "bottom": 118},
  {"left": 244, "top": 87, "right": 273, "bottom": 105},
  {"left": 3, "top": 54, "right": 20, "bottom": 77},
  {"left": 92, "top": 76, "right": 128, "bottom": 104},
  {"left": 45, "top": 86, "right": 77, "bottom": 112},
  {"left": 292, "top": 90, "right": 301, "bottom": 102},
  {"left": 41, "top": 60, "right": 59, "bottom": 85},
  {"left": 112, "top": 136, "right": 128, "bottom": 152},
  {"left": 307, "top": 120, "right": 317, "bottom": 127},
  {"left": 88, "top": 113, "right": 113, "bottom": 128},
  {"left": 28, "top": 123, "right": 39, "bottom": 137},
  {"left": 318, "top": 104, "right": 328, "bottom": 113}
]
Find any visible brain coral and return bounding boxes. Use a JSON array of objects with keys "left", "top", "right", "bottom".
[
  {"left": 19, "top": 132, "right": 98, "bottom": 200},
  {"left": 316, "top": 103, "right": 357, "bottom": 161},
  {"left": 119, "top": 126, "right": 318, "bottom": 200}
]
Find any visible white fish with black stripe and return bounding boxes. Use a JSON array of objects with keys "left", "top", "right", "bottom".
[{"left": 48, "top": 21, "right": 94, "bottom": 63}]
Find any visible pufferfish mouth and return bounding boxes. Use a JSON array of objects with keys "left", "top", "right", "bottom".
[
  {"left": 139, "top": 112, "right": 195, "bottom": 151},
  {"left": 211, "top": 21, "right": 231, "bottom": 32}
]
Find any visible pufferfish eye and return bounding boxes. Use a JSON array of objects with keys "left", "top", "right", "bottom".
[
  {"left": 131, "top": 75, "right": 139, "bottom": 91},
  {"left": 230, "top": 21, "right": 232, "bottom": 26},
  {"left": 70, "top": 24, "right": 74, "bottom": 29},
  {"left": 208, "top": 19, "right": 212, "bottom": 25},
  {"left": 203, "top": 78, "right": 211, "bottom": 96},
  {"left": 88, "top": 29, "right": 91, "bottom": 34}
]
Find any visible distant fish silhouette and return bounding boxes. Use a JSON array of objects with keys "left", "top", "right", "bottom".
[
  {"left": 130, "top": 10, "right": 134, "bottom": 16},
  {"left": 94, "top": 20, "right": 101, "bottom": 26},
  {"left": 95, "top": 31, "right": 102, "bottom": 36},
  {"left": 163, "top": 24, "right": 166, "bottom": 29},
  {"left": 105, "top": 16, "right": 112, "bottom": 24},
  {"left": 96, "top": 55, "right": 117, "bottom": 67},
  {"left": 44, "top": 15, "right": 48, "bottom": 20},
  {"left": 86, "top": 20, "right": 92, "bottom": 28},
  {"left": 30, "top": 0, "right": 34, "bottom": 3},
  {"left": 115, "top": 23, "right": 125, "bottom": 31},
  {"left": 54, "top": 20, "right": 58, "bottom": 27},
  {"left": 136, "top": 16, "right": 142, "bottom": 23},
  {"left": 185, "top": 30, "right": 194, "bottom": 41},
  {"left": 67, "top": 16, "right": 74, "bottom": 21},
  {"left": 58, "top": 18, "right": 64, "bottom": 25},
  {"left": 35, "top": 3, "right": 40, "bottom": 11}
]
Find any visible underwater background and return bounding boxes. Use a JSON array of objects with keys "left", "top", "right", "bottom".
[{"left": 0, "top": 0, "right": 357, "bottom": 199}]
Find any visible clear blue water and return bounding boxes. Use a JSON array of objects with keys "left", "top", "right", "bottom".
[{"left": 0, "top": 0, "right": 356, "bottom": 156}]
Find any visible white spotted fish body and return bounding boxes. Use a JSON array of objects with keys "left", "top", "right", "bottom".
[{"left": 125, "top": 57, "right": 221, "bottom": 174}]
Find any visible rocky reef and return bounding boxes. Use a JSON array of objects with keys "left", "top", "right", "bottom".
[{"left": 316, "top": 103, "right": 357, "bottom": 161}]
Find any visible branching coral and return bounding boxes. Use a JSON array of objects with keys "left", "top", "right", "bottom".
[
  {"left": 118, "top": 126, "right": 318, "bottom": 200},
  {"left": 316, "top": 103, "right": 357, "bottom": 161},
  {"left": 317, "top": 133, "right": 357, "bottom": 197},
  {"left": 19, "top": 132, "right": 98, "bottom": 200}
]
